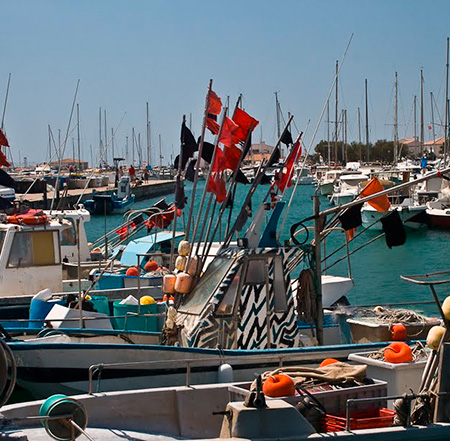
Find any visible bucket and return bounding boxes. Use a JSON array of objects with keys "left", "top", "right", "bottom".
[
  {"left": 112, "top": 301, "right": 158, "bottom": 332},
  {"left": 90, "top": 296, "right": 110, "bottom": 316},
  {"left": 39, "top": 394, "right": 88, "bottom": 441},
  {"left": 29, "top": 299, "right": 65, "bottom": 329}
]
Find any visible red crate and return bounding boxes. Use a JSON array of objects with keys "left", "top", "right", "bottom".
[{"left": 322, "top": 408, "right": 396, "bottom": 432}]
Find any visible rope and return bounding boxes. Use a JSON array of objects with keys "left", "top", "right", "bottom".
[
  {"left": 296, "top": 269, "right": 317, "bottom": 325},
  {"left": 393, "top": 393, "right": 410, "bottom": 426}
]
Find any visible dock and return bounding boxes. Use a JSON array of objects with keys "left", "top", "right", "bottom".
[{"left": 17, "top": 179, "right": 175, "bottom": 209}]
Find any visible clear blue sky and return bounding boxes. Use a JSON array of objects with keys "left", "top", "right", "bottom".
[{"left": 2, "top": 0, "right": 450, "bottom": 166}]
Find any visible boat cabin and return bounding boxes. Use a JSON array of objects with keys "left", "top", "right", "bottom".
[
  {"left": 176, "top": 246, "right": 302, "bottom": 350},
  {"left": 0, "top": 220, "right": 66, "bottom": 296}
]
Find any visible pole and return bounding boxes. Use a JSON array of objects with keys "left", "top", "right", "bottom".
[
  {"left": 327, "top": 100, "right": 330, "bottom": 164},
  {"left": 159, "top": 134, "right": 162, "bottom": 178},
  {"left": 444, "top": 37, "right": 449, "bottom": 165},
  {"left": 77, "top": 104, "right": 81, "bottom": 170},
  {"left": 335, "top": 61, "right": 339, "bottom": 163},
  {"left": 99, "top": 107, "right": 102, "bottom": 166},
  {"left": 146, "top": 102, "right": 151, "bottom": 167},
  {"left": 111, "top": 128, "right": 115, "bottom": 163},
  {"left": 365, "top": 79, "right": 369, "bottom": 162},
  {"left": 394, "top": 72, "right": 399, "bottom": 164},
  {"left": 420, "top": 69, "right": 424, "bottom": 155},
  {"left": 1, "top": 73, "right": 11, "bottom": 130},
  {"left": 358, "top": 107, "right": 362, "bottom": 162},
  {"left": 414, "top": 95, "right": 417, "bottom": 149},
  {"left": 431, "top": 92, "right": 437, "bottom": 155},
  {"left": 313, "top": 195, "right": 324, "bottom": 345},
  {"left": 76, "top": 219, "right": 83, "bottom": 328},
  {"left": 104, "top": 109, "right": 108, "bottom": 166},
  {"left": 132, "top": 127, "right": 135, "bottom": 165}
]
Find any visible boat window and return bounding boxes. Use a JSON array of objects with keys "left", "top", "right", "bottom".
[
  {"left": 60, "top": 220, "right": 76, "bottom": 246},
  {"left": 272, "top": 256, "right": 287, "bottom": 312},
  {"left": 0, "top": 231, "right": 6, "bottom": 255},
  {"left": 245, "top": 259, "right": 266, "bottom": 285},
  {"left": 217, "top": 273, "right": 240, "bottom": 316},
  {"left": 8, "top": 231, "right": 60, "bottom": 268},
  {"left": 179, "top": 257, "right": 234, "bottom": 315}
]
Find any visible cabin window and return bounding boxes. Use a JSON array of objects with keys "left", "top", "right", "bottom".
[
  {"left": 217, "top": 274, "right": 240, "bottom": 316},
  {"left": 272, "top": 256, "right": 287, "bottom": 312},
  {"left": 245, "top": 259, "right": 266, "bottom": 285},
  {"left": 60, "top": 220, "right": 76, "bottom": 246},
  {"left": 8, "top": 231, "right": 60, "bottom": 268}
]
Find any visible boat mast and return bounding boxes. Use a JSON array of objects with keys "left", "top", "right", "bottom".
[
  {"left": 358, "top": 107, "right": 362, "bottom": 162},
  {"left": 431, "top": 92, "right": 437, "bottom": 156},
  {"left": 420, "top": 69, "right": 424, "bottom": 155},
  {"left": 98, "top": 107, "right": 102, "bottom": 167},
  {"left": 394, "top": 72, "right": 399, "bottom": 164},
  {"left": 275, "top": 91, "right": 281, "bottom": 159},
  {"left": 132, "top": 127, "right": 135, "bottom": 165},
  {"left": 104, "top": 109, "right": 108, "bottom": 166},
  {"left": 414, "top": 95, "right": 417, "bottom": 149},
  {"left": 335, "top": 61, "right": 339, "bottom": 164},
  {"left": 111, "top": 128, "right": 115, "bottom": 163},
  {"left": 159, "top": 134, "right": 162, "bottom": 178},
  {"left": 344, "top": 109, "right": 347, "bottom": 163},
  {"left": 77, "top": 103, "right": 81, "bottom": 170},
  {"left": 146, "top": 102, "right": 151, "bottom": 167},
  {"left": 327, "top": 100, "right": 330, "bottom": 164},
  {"left": 444, "top": 37, "right": 449, "bottom": 165},
  {"left": 365, "top": 78, "right": 369, "bottom": 162}
]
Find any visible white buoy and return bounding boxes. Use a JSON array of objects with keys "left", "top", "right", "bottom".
[{"left": 218, "top": 363, "right": 233, "bottom": 383}]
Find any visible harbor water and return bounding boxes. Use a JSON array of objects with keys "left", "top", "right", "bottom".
[{"left": 86, "top": 181, "right": 450, "bottom": 316}]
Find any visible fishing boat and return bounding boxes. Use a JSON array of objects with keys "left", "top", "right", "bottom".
[
  {"left": 329, "top": 173, "right": 369, "bottom": 205},
  {"left": 83, "top": 176, "right": 135, "bottom": 215},
  {"left": 317, "top": 169, "right": 342, "bottom": 196}
]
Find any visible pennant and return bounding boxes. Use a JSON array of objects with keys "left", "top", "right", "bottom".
[
  {"left": 198, "top": 139, "right": 215, "bottom": 163},
  {"left": 280, "top": 129, "right": 293, "bottom": 146},
  {"left": 218, "top": 116, "right": 239, "bottom": 148},
  {"left": 207, "top": 147, "right": 227, "bottom": 203},
  {"left": 339, "top": 203, "right": 363, "bottom": 230},
  {"left": 0, "top": 129, "right": 9, "bottom": 147},
  {"left": 359, "top": 178, "right": 390, "bottom": 212},
  {"left": 208, "top": 90, "right": 222, "bottom": 115},
  {"left": 184, "top": 159, "right": 196, "bottom": 182},
  {"left": 267, "top": 146, "right": 281, "bottom": 166},
  {"left": 0, "top": 150, "right": 11, "bottom": 167},
  {"left": 276, "top": 139, "right": 302, "bottom": 192},
  {"left": 380, "top": 210, "right": 406, "bottom": 248},
  {"left": 0, "top": 169, "right": 17, "bottom": 189},
  {"left": 180, "top": 122, "right": 198, "bottom": 169},
  {"left": 206, "top": 117, "right": 220, "bottom": 135},
  {"left": 235, "top": 169, "right": 249, "bottom": 184},
  {"left": 224, "top": 144, "right": 242, "bottom": 171},
  {"left": 174, "top": 174, "right": 186, "bottom": 209},
  {"left": 233, "top": 108, "right": 259, "bottom": 143}
]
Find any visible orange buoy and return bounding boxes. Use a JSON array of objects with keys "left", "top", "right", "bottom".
[
  {"left": 7, "top": 209, "right": 47, "bottom": 225},
  {"left": 162, "top": 274, "right": 176, "bottom": 294},
  {"left": 125, "top": 266, "right": 140, "bottom": 277},
  {"left": 144, "top": 260, "right": 159, "bottom": 272},
  {"left": 262, "top": 374, "right": 295, "bottom": 398},
  {"left": 384, "top": 342, "right": 413, "bottom": 363},
  {"left": 175, "top": 272, "right": 192, "bottom": 294},
  {"left": 319, "top": 358, "right": 339, "bottom": 368},
  {"left": 391, "top": 324, "right": 407, "bottom": 341}
]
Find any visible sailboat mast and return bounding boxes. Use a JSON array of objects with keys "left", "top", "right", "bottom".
[
  {"left": 444, "top": 37, "right": 449, "bottom": 165},
  {"left": 327, "top": 101, "right": 330, "bottom": 164},
  {"left": 275, "top": 91, "right": 281, "bottom": 159},
  {"left": 365, "top": 78, "right": 369, "bottom": 162},
  {"left": 420, "top": 69, "right": 424, "bottom": 155},
  {"left": 77, "top": 103, "right": 81, "bottom": 170},
  {"left": 104, "top": 110, "right": 108, "bottom": 166},
  {"left": 394, "top": 72, "right": 398, "bottom": 164},
  {"left": 146, "top": 102, "right": 151, "bottom": 167},
  {"left": 335, "top": 61, "right": 339, "bottom": 163},
  {"left": 1, "top": 73, "right": 11, "bottom": 130},
  {"left": 344, "top": 109, "right": 347, "bottom": 163},
  {"left": 159, "top": 134, "right": 162, "bottom": 178},
  {"left": 358, "top": 107, "right": 362, "bottom": 162},
  {"left": 414, "top": 95, "right": 417, "bottom": 147},
  {"left": 99, "top": 107, "right": 102, "bottom": 167},
  {"left": 111, "top": 128, "right": 115, "bottom": 163},
  {"left": 132, "top": 127, "right": 135, "bottom": 165}
]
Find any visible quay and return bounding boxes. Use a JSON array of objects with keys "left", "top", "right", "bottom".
[{"left": 15, "top": 179, "right": 175, "bottom": 209}]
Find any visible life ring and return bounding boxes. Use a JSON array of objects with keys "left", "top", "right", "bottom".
[
  {"left": 384, "top": 342, "right": 413, "bottom": 363},
  {"left": 262, "top": 374, "right": 295, "bottom": 397},
  {"left": 391, "top": 324, "right": 407, "bottom": 341},
  {"left": 7, "top": 209, "right": 47, "bottom": 225}
]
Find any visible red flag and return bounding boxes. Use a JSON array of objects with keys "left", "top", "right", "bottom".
[
  {"left": 233, "top": 108, "right": 259, "bottom": 142},
  {"left": 206, "top": 117, "right": 220, "bottom": 135},
  {"left": 208, "top": 90, "right": 222, "bottom": 115},
  {"left": 218, "top": 116, "right": 239, "bottom": 148},
  {"left": 0, "top": 129, "right": 9, "bottom": 147},
  {"left": 359, "top": 178, "right": 390, "bottom": 212},
  {"left": 0, "top": 150, "right": 10, "bottom": 167},
  {"left": 207, "top": 147, "right": 227, "bottom": 202},
  {"left": 224, "top": 144, "right": 241, "bottom": 171},
  {"left": 276, "top": 139, "right": 302, "bottom": 192}
]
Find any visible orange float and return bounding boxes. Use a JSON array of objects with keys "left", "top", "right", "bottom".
[
  {"left": 391, "top": 324, "right": 407, "bottom": 341},
  {"left": 125, "top": 266, "right": 140, "bottom": 277},
  {"left": 319, "top": 358, "right": 339, "bottom": 368},
  {"left": 384, "top": 342, "right": 413, "bottom": 363},
  {"left": 262, "top": 374, "right": 295, "bottom": 397},
  {"left": 144, "top": 260, "right": 159, "bottom": 272}
]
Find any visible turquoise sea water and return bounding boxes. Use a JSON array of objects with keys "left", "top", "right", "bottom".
[{"left": 86, "top": 182, "right": 450, "bottom": 317}]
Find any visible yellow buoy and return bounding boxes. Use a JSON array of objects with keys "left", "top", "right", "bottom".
[
  {"left": 442, "top": 296, "right": 450, "bottom": 321},
  {"left": 140, "top": 295, "right": 156, "bottom": 305},
  {"left": 426, "top": 325, "right": 446, "bottom": 350},
  {"left": 175, "top": 255, "right": 187, "bottom": 271},
  {"left": 178, "top": 240, "right": 191, "bottom": 256}
]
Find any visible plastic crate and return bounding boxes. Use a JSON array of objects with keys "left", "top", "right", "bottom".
[{"left": 322, "top": 407, "right": 395, "bottom": 432}]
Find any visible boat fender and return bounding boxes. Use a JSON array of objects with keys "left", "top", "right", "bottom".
[
  {"left": 126, "top": 266, "right": 140, "bottom": 277},
  {"left": 175, "top": 255, "right": 187, "bottom": 271},
  {"left": 442, "top": 296, "right": 450, "bottom": 320},
  {"left": 262, "top": 374, "right": 295, "bottom": 397},
  {"left": 164, "top": 306, "right": 177, "bottom": 329},
  {"left": 384, "top": 342, "right": 413, "bottom": 363},
  {"left": 391, "top": 324, "right": 407, "bottom": 341},
  {"left": 175, "top": 272, "right": 192, "bottom": 294},
  {"left": 178, "top": 240, "right": 191, "bottom": 256},
  {"left": 218, "top": 363, "right": 233, "bottom": 383},
  {"left": 162, "top": 274, "right": 176, "bottom": 294},
  {"left": 319, "top": 358, "right": 339, "bottom": 368},
  {"left": 187, "top": 255, "right": 202, "bottom": 277},
  {"left": 426, "top": 325, "right": 446, "bottom": 350}
]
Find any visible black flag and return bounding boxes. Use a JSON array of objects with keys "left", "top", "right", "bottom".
[
  {"left": 174, "top": 175, "right": 186, "bottom": 209},
  {"left": 0, "top": 169, "right": 17, "bottom": 189},
  {"left": 179, "top": 122, "right": 198, "bottom": 169},
  {"left": 280, "top": 128, "right": 293, "bottom": 146}
]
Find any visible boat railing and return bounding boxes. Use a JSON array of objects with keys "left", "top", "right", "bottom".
[{"left": 87, "top": 353, "right": 299, "bottom": 394}]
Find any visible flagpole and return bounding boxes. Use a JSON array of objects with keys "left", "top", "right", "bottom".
[{"left": 185, "top": 79, "right": 213, "bottom": 241}]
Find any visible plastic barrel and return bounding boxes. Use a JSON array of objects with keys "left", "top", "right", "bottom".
[
  {"left": 29, "top": 299, "right": 65, "bottom": 329},
  {"left": 39, "top": 394, "right": 88, "bottom": 441},
  {"left": 90, "top": 296, "right": 110, "bottom": 316},
  {"left": 112, "top": 301, "right": 158, "bottom": 331}
]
